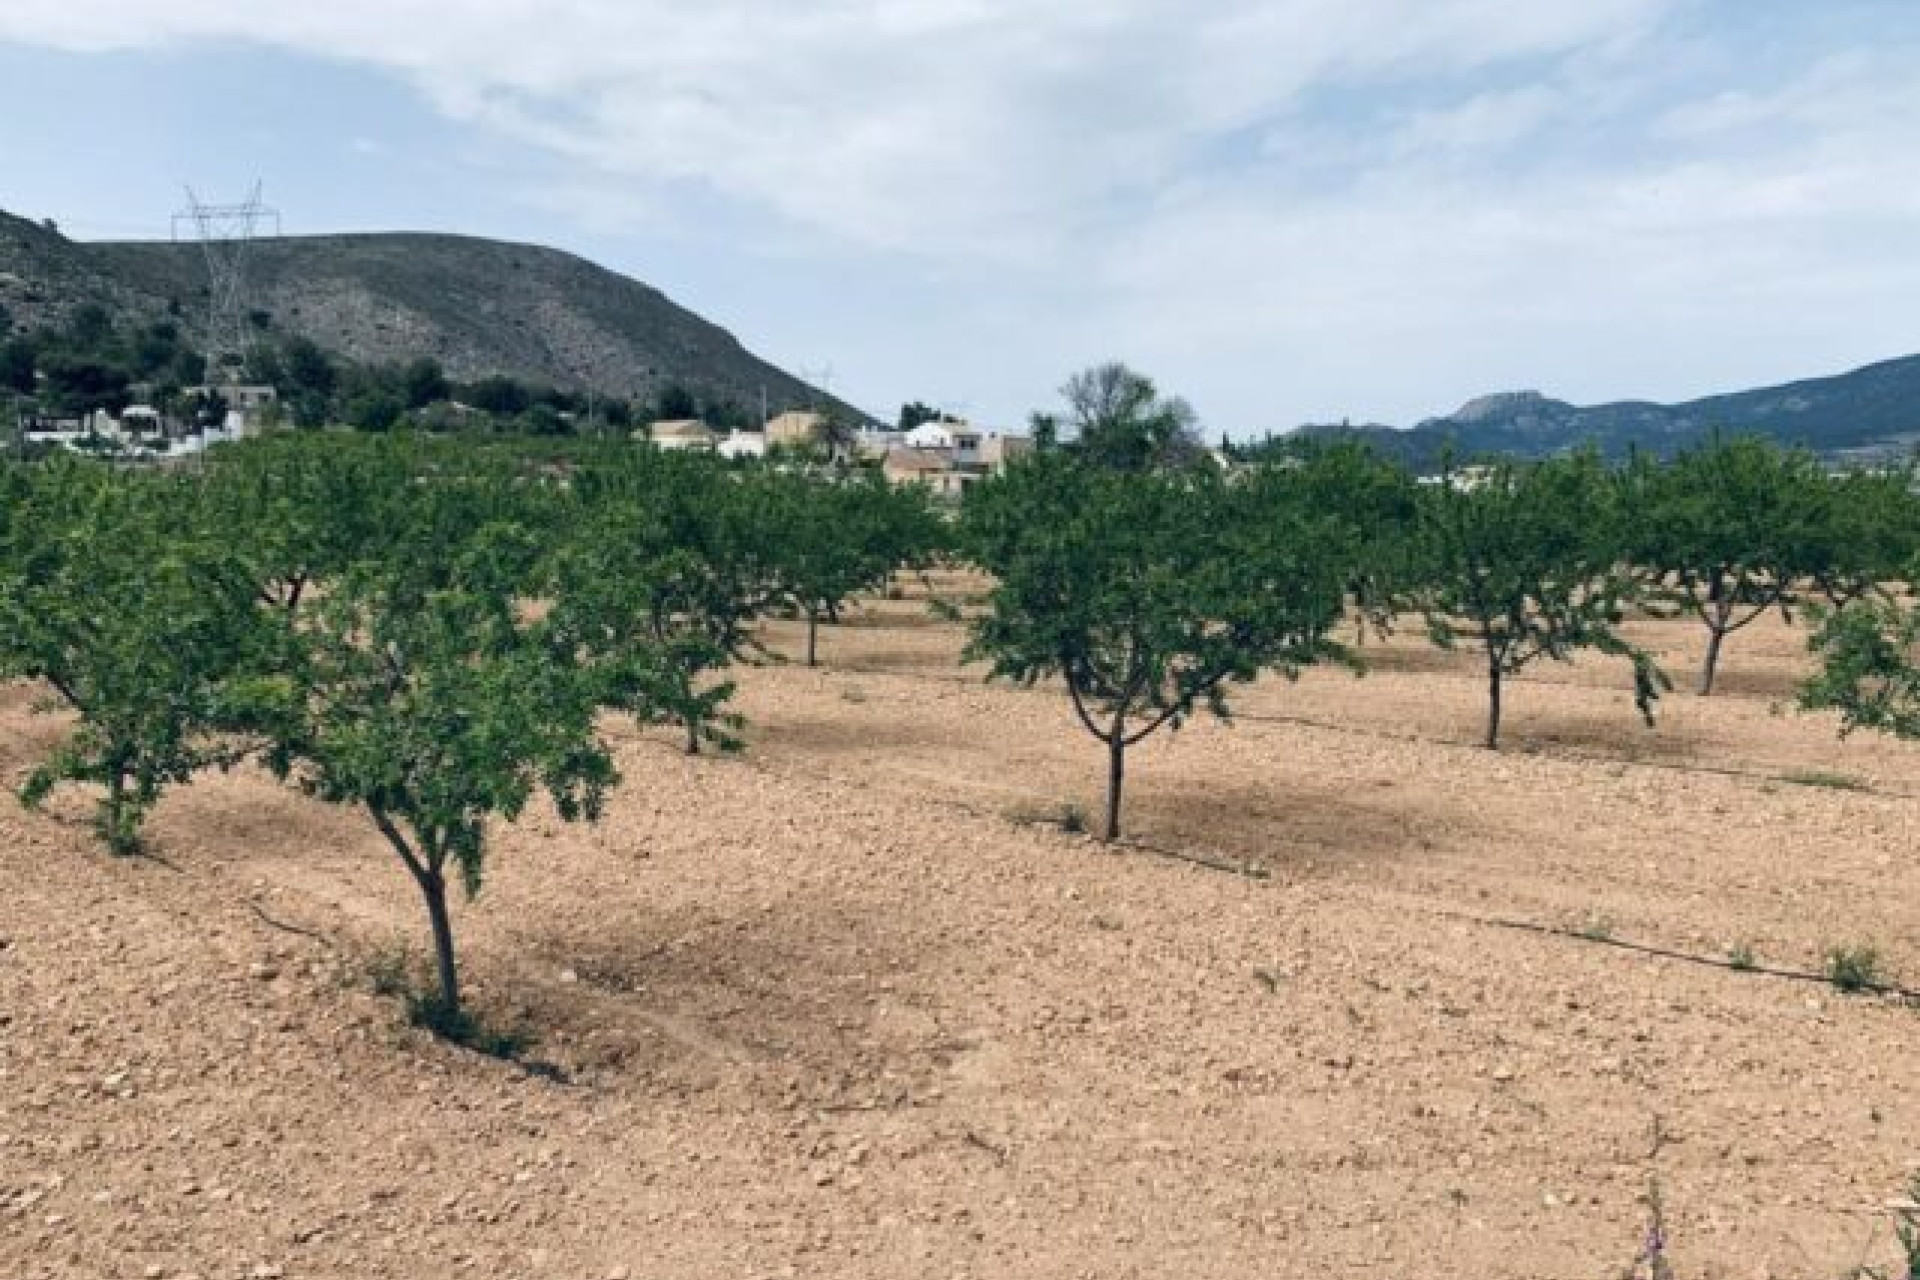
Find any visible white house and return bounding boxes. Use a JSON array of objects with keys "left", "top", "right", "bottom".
[
  {"left": 903, "top": 421, "right": 956, "bottom": 450},
  {"left": 640, "top": 419, "right": 721, "bottom": 451},
  {"left": 717, "top": 430, "right": 768, "bottom": 461}
]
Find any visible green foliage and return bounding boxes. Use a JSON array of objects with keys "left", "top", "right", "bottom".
[
  {"left": 254, "top": 548, "right": 614, "bottom": 1015},
  {"left": 0, "top": 458, "right": 277, "bottom": 851},
  {"left": 1056, "top": 362, "right": 1202, "bottom": 473},
  {"left": 1283, "top": 441, "right": 1422, "bottom": 640},
  {"left": 763, "top": 469, "right": 945, "bottom": 667},
  {"left": 962, "top": 451, "right": 1350, "bottom": 839},
  {"left": 1809, "top": 463, "right": 1920, "bottom": 608},
  {"left": 2, "top": 338, "right": 36, "bottom": 394},
  {"left": 1802, "top": 594, "right": 1920, "bottom": 740},
  {"left": 1412, "top": 452, "right": 1667, "bottom": 748},
  {"left": 551, "top": 450, "right": 771, "bottom": 753},
  {"left": 1823, "top": 943, "right": 1883, "bottom": 994},
  {"left": 899, "top": 400, "right": 944, "bottom": 431},
  {"left": 1628, "top": 437, "right": 1831, "bottom": 694}
]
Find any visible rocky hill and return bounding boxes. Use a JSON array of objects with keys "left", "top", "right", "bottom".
[
  {"left": 1291, "top": 354, "right": 1920, "bottom": 468},
  {"left": 0, "top": 208, "right": 852, "bottom": 418}
]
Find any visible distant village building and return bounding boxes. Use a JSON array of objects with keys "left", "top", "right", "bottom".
[
  {"left": 766, "top": 409, "right": 829, "bottom": 449},
  {"left": 640, "top": 418, "right": 721, "bottom": 451},
  {"left": 716, "top": 430, "right": 768, "bottom": 461},
  {"left": 881, "top": 420, "right": 1033, "bottom": 497}
]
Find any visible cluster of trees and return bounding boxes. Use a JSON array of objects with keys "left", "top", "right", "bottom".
[
  {"left": 1, "top": 303, "right": 207, "bottom": 418},
  {"left": 0, "top": 435, "right": 942, "bottom": 1026},
  {"left": 959, "top": 366, "right": 1920, "bottom": 839},
  {"left": 10, "top": 358, "right": 1920, "bottom": 1031},
  {"left": 0, "top": 306, "right": 769, "bottom": 439}
]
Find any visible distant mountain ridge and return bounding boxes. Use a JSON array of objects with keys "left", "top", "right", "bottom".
[
  {"left": 1290, "top": 354, "right": 1920, "bottom": 468},
  {"left": 0, "top": 208, "right": 857, "bottom": 419}
]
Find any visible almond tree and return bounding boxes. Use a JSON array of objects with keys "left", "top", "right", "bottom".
[
  {"left": 766, "top": 471, "right": 943, "bottom": 667},
  {"left": 1806, "top": 463, "right": 1920, "bottom": 609},
  {"left": 256, "top": 545, "right": 614, "bottom": 1024},
  {"left": 1802, "top": 589, "right": 1920, "bottom": 760},
  {"left": 0, "top": 459, "right": 276, "bottom": 851},
  {"left": 961, "top": 453, "right": 1349, "bottom": 841},
  {"left": 553, "top": 452, "right": 772, "bottom": 754},
  {"left": 1629, "top": 437, "right": 1828, "bottom": 695},
  {"left": 1412, "top": 452, "right": 1666, "bottom": 750}
]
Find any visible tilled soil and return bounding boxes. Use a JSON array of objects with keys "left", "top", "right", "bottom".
[{"left": 5, "top": 583, "right": 1919, "bottom": 1279}]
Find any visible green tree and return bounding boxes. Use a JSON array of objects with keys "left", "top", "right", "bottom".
[
  {"left": 899, "top": 400, "right": 942, "bottom": 431},
  {"left": 651, "top": 382, "right": 699, "bottom": 421},
  {"left": 1284, "top": 441, "right": 1422, "bottom": 642},
  {"left": 553, "top": 453, "right": 772, "bottom": 754},
  {"left": 0, "top": 461, "right": 275, "bottom": 851},
  {"left": 1058, "top": 362, "right": 1201, "bottom": 472},
  {"left": 347, "top": 389, "right": 406, "bottom": 433},
  {"left": 962, "top": 454, "right": 1349, "bottom": 840},
  {"left": 256, "top": 546, "right": 613, "bottom": 1021},
  {"left": 401, "top": 358, "right": 451, "bottom": 410},
  {"left": 1807, "top": 464, "right": 1920, "bottom": 608},
  {"left": 1629, "top": 437, "right": 1829, "bottom": 695},
  {"left": 1, "top": 338, "right": 33, "bottom": 395},
  {"left": 766, "top": 472, "right": 942, "bottom": 667},
  {"left": 1413, "top": 453, "right": 1666, "bottom": 750},
  {"left": 1802, "top": 591, "right": 1920, "bottom": 741}
]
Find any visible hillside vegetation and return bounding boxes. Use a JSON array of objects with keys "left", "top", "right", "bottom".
[{"left": 0, "top": 208, "right": 847, "bottom": 418}]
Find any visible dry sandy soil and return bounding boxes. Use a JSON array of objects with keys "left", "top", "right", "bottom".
[{"left": 6, "top": 574, "right": 1920, "bottom": 1279}]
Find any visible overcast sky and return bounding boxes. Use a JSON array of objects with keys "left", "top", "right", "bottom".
[{"left": 2, "top": 1, "right": 1916, "bottom": 433}]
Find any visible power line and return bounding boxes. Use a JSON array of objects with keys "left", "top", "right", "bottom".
[{"left": 172, "top": 182, "right": 281, "bottom": 383}]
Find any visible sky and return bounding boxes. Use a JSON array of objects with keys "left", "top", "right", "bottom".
[{"left": 1, "top": 1, "right": 1916, "bottom": 435}]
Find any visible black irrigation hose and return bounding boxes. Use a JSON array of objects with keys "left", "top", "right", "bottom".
[
  {"left": 718, "top": 724, "right": 1918, "bottom": 1001},
  {"left": 1431, "top": 909, "right": 1920, "bottom": 1002},
  {"left": 816, "top": 659, "right": 1920, "bottom": 801}
]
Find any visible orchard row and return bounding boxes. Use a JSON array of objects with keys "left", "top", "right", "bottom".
[{"left": 3, "top": 431, "right": 1915, "bottom": 1026}]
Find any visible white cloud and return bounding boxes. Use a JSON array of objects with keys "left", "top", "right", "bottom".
[
  {"left": 0, "top": 0, "right": 1678, "bottom": 254},
  {"left": 1, "top": 0, "right": 1914, "bottom": 428}
]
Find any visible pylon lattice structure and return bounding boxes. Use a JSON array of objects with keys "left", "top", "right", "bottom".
[{"left": 171, "top": 183, "right": 281, "bottom": 382}]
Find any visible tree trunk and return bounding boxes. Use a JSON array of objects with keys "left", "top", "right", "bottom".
[
  {"left": 417, "top": 869, "right": 461, "bottom": 1016},
  {"left": 685, "top": 716, "right": 701, "bottom": 756},
  {"left": 103, "top": 767, "right": 135, "bottom": 854},
  {"left": 1485, "top": 654, "right": 1503, "bottom": 751},
  {"left": 805, "top": 607, "right": 819, "bottom": 668},
  {"left": 1699, "top": 625, "right": 1726, "bottom": 697},
  {"left": 1104, "top": 733, "right": 1126, "bottom": 843}
]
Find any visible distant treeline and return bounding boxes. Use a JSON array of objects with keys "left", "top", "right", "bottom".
[{"left": 0, "top": 301, "right": 760, "bottom": 434}]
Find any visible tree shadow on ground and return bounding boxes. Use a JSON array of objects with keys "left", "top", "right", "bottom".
[
  {"left": 1126, "top": 773, "right": 1473, "bottom": 878},
  {"left": 499, "top": 888, "right": 958, "bottom": 1105}
]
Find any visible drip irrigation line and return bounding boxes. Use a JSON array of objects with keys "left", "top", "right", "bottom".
[
  {"left": 814, "top": 660, "right": 1917, "bottom": 800},
  {"left": 1432, "top": 909, "right": 1920, "bottom": 1002}
]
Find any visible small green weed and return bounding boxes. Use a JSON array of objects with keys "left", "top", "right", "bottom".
[
  {"left": 1005, "top": 799, "right": 1089, "bottom": 835},
  {"left": 1825, "top": 944, "right": 1884, "bottom": 995},
  {"left": 364, "top": 945, "right": 531, "bottom": 1060},
  {"left": 1727, "top": 942, "right": 1757, "bottom": 972}
]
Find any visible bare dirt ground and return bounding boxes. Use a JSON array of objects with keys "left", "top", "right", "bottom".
[{"left": 6, "top": 573, "right": 1920, "bottom": 1279}]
